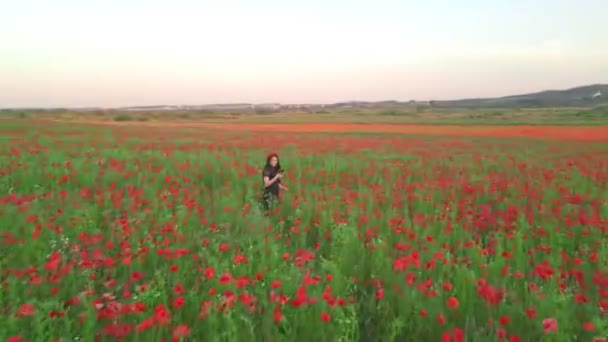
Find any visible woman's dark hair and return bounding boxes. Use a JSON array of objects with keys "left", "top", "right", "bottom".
[{"left": 265, "top": 153, "right": 281, "bottom": 171}]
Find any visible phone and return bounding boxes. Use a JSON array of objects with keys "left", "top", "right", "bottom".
[{"left": 279, "top": 169, "right": 286, "bottom": 174}]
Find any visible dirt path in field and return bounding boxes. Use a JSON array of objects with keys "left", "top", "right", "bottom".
[{"left": 40, "top": 119, "right": 608, "bottom": 142}]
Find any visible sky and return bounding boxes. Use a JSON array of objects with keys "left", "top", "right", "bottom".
[{"left": 1, "top": 0, "right": 607, "bottom": 108}]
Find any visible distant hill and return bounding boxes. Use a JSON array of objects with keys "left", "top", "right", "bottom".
[
  {"left": 325, "top": 84, "right": 608, "bottom": 109},
  {"left": 301, "top": 84, "right": 608, "bottom": 109},
  {"left": 431, "top": 84, "right": 608, "bottom": 108}
]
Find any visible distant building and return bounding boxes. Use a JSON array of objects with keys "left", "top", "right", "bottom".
[
  {"left": 125, "top": 106, "right": 178, "bottom": 111},
  {"left": 253, "top": 103, "right": 281, "bottom": 111}
]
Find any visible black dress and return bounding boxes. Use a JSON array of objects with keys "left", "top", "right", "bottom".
[{"left": 261, "top": 165, "right": 280, "bottom": 210}]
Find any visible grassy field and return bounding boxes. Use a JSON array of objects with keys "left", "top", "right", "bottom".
[
  {"left": 2, "top": 105, "right": 608, "bottom": 125},
  {"left": 1, "top": 119, "right": 607, "bottom": 341}
]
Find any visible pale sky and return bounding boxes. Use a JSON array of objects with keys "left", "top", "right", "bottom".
[{"left": 1, "top": 0, "right": 607, "bottom": 107}]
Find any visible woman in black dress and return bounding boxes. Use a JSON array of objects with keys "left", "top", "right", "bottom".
[{"left": 261, "top": 152, "right": 288, "bottom": 212}]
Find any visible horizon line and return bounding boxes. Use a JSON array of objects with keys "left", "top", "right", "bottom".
[{"left": 1, "top": 82, "right": 605, "bottom": 110}]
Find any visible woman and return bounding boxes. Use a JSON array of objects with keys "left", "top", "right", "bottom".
[{"left": 261, "top": 152, "right": 288, "bottom": 212}]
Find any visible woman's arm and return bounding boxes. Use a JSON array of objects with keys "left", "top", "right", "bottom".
[
  {"left": 279, "top": 183, "right": 289, "bottom": 191},
  {"left": 263, "top": 174, "right": 281, "bottom": 188}
]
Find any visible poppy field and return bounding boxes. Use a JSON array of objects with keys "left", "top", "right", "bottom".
[{"left": 1, "top": 120, "right": 607, "bottom": 342}]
